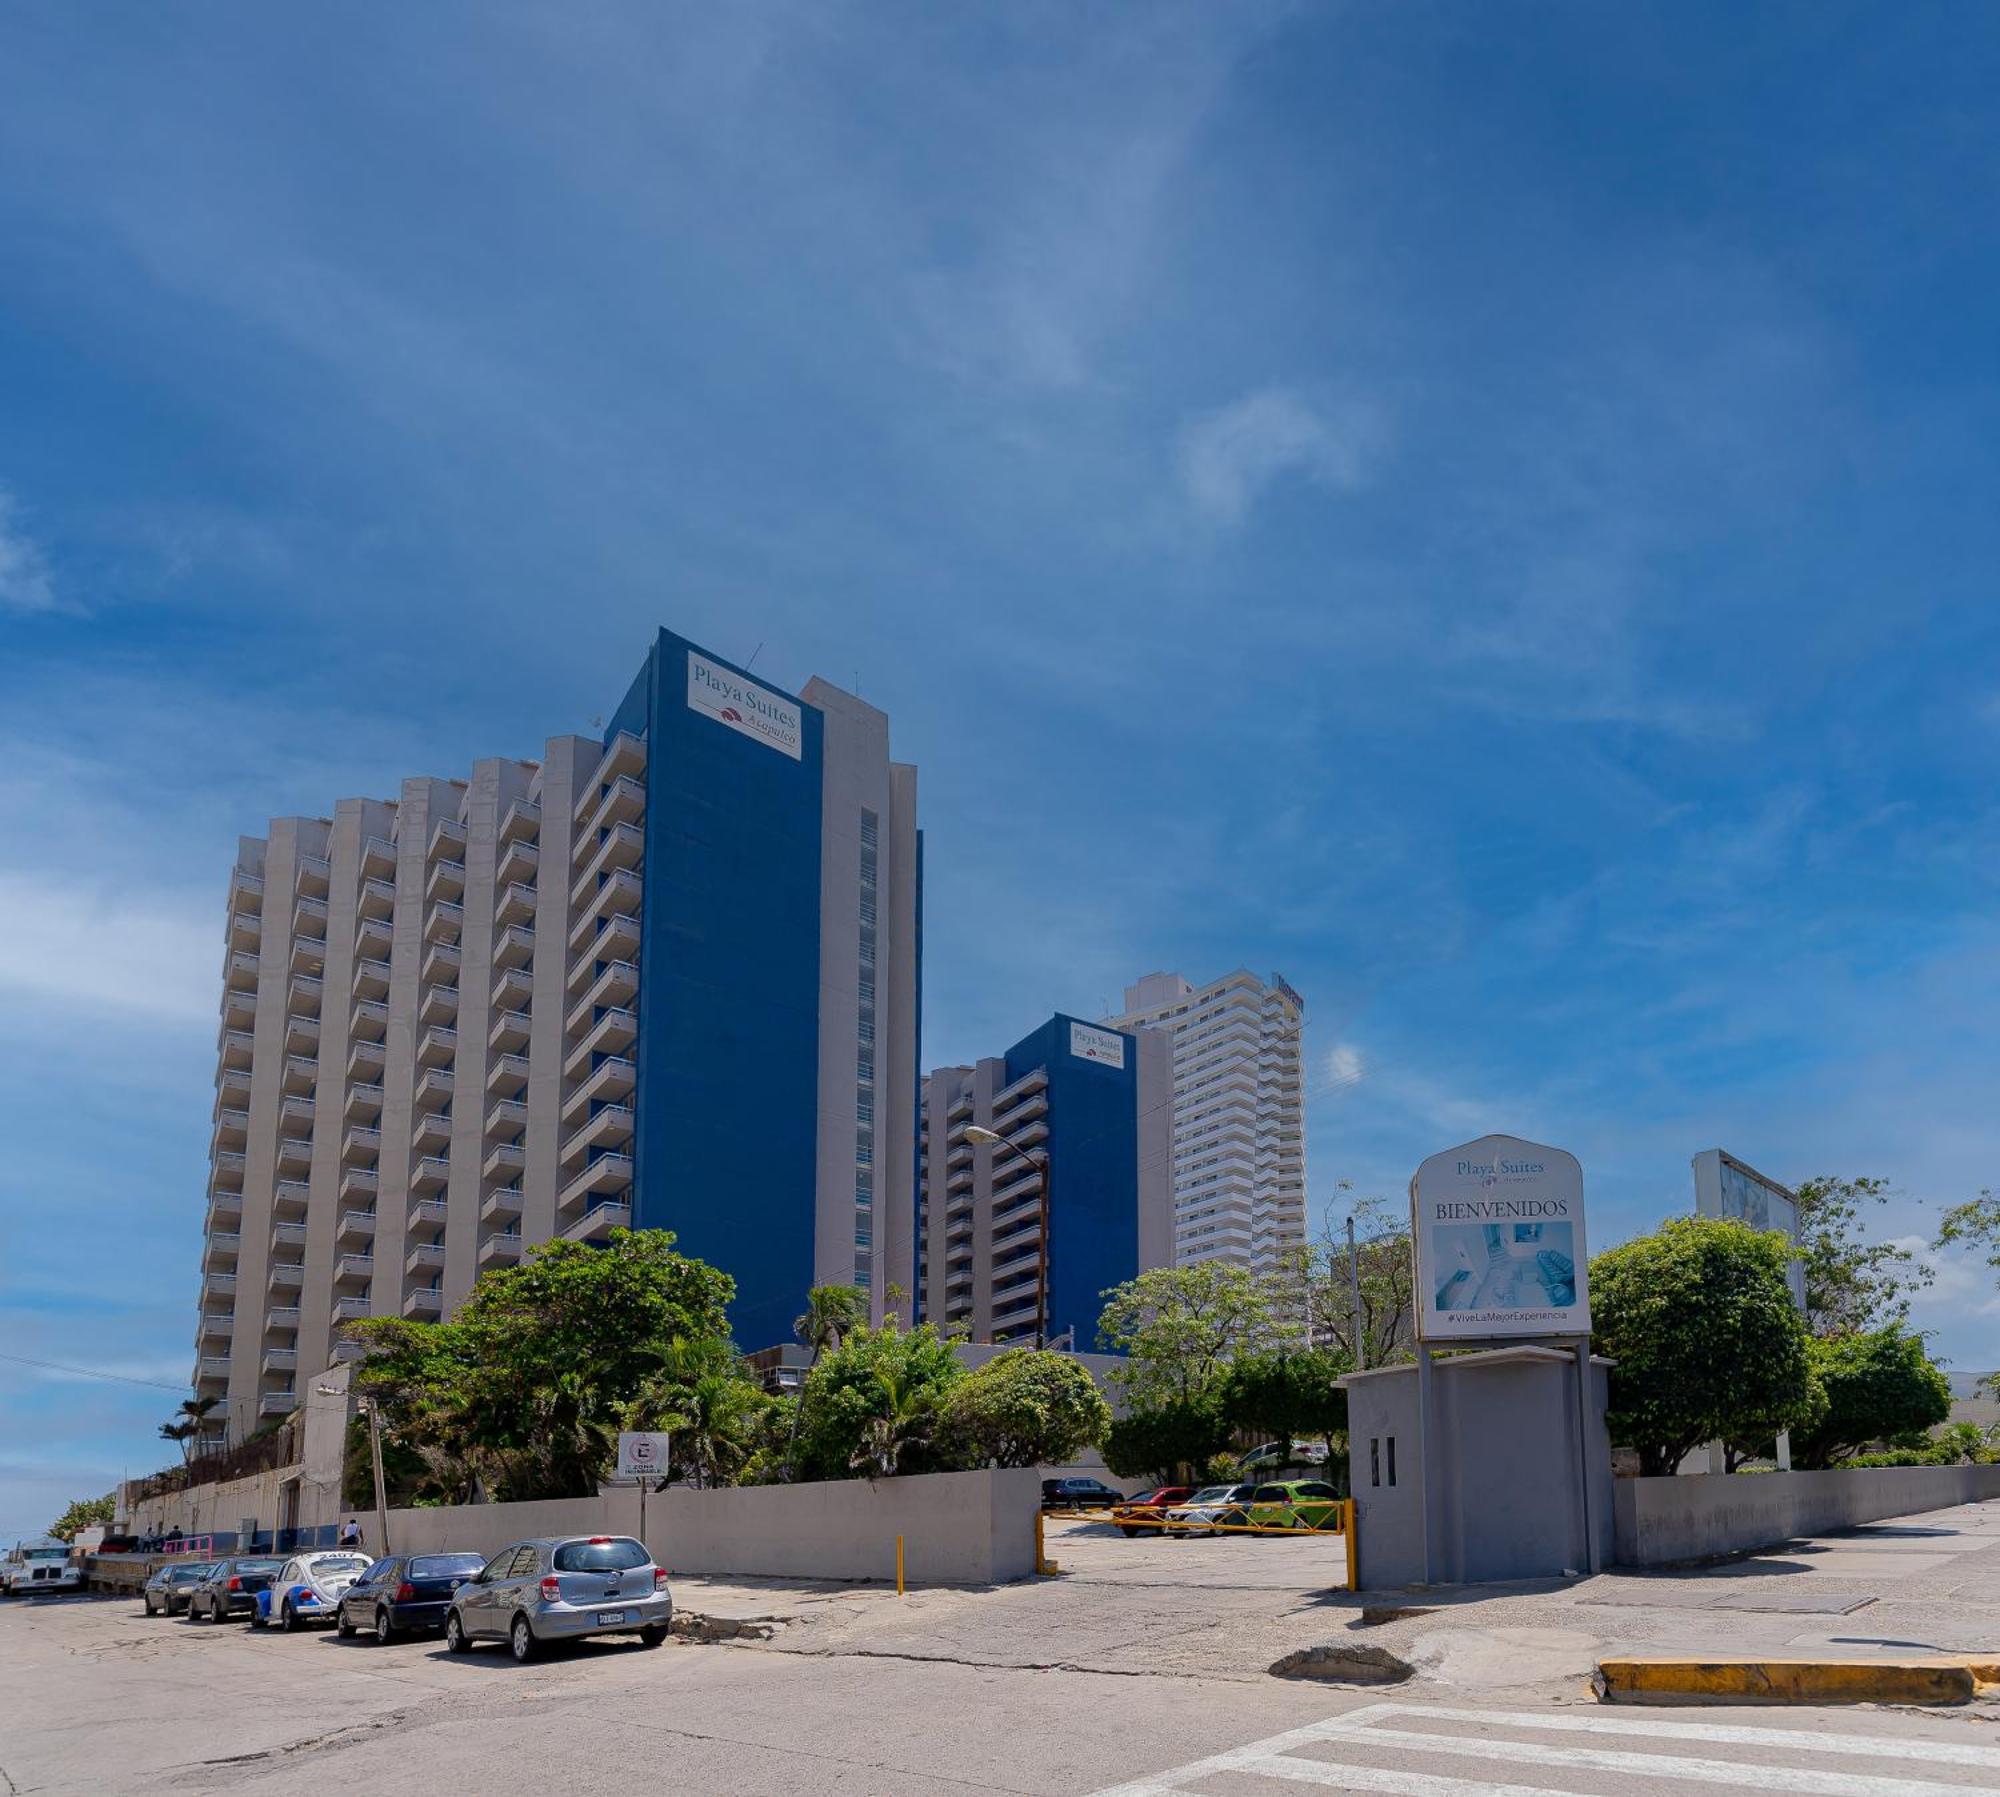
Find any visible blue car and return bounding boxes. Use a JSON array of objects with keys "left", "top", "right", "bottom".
[{"left": 252, "top": 1551, "right": 374, "bottom": 1631}]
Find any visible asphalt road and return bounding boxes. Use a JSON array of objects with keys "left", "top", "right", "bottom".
[{"left": 5, "top": 1586, "right": 2000, "bottom": 1796}]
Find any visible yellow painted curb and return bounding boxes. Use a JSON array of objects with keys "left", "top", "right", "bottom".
[{"left": 1596, "top": 1654, "right": 1988, "bottom": 1706}]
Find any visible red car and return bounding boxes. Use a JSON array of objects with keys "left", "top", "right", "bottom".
[{"left": 1112, "top": 1487, "right": 1193, "bottom": 1537}]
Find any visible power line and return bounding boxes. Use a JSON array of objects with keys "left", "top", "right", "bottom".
[{"left": 0, "top": 1350, "right": 187, "bottom": 1394}]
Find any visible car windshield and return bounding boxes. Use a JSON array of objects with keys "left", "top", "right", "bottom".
[
  {"left": 1185, "top": 1487, "right": 1234, "bottom": 1503},
  {"left": 552, "top": 1538, "right": 649, "bottom": 1572},
  {"left": 306, "top": 1556, "right": 370, "bottom": 1575},
  {"left": 25, "top": 1548, "right": 68, "bottom": 1561},
  {"left": 169, "top": 1567, "right": 207, "bottom": 1582},
  {"left": 236, "top": 1559, "right": 284, "bottom": 1574},
  {"left": 409, "top": 1554, "right": 485, "bottom": 1578}
]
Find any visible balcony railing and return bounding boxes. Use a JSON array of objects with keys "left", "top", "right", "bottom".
[
  {"left": 560, "top": 1103, "right": 633, "bottom": 1167},
  {"left": 427, "top": 816, "right": 466, "bottom": 862},
  {"left": 229, "top": 866, "right": 265, "bottom": 912},
  {"left": 417, "top": 1026, "right": 457, "bottom": 1068},
  {"left": 426, "top": 858, "right": 466, "bottom": 905},
  {"left": 479, "top": 1230, "right": 524, "bottom": 1266},
  {"left": 412, "top": 1155, "right": 451, "bottom": 1192},
  {"left": 577, "top": 731, "right": 646, "bottom": 812},
  {"left": 346, "top": 1081, "right": 385, "bottom": 1122},
  {"left": 273, "top": 1179, "right": 312, "bottom": 1217},
  {"left": 562, "top": 1007, "right": 638, "bottom": 1079},
  {"left": 485, "top": 1097, "right": 529, "bottom": 1137},
  {"left": 495, "top": 881, "right": 537, "bottom": 928},
  {"left": 499, "top": 797, "right": 540, "bottom": 846},
  {"left": 421, "top": 982, "right": 459, "bottom": 1027},
  {"left": 564, "top": 960, "right": 638, "bottom": 1035},
  {"left": 491, "top": 924, "right": 535, "bottom": 971},
  {"left": 559, "top": 1151, "right": 633, "bottom": 1213},
  {"left": 561, "top": 1054, "right": 635, "bottom": 1124},
  {"left": 226, "top": 950, "right": 260, "bottom": 994},
  {"left": 402, "top": 1287, "right": 444, "bottom": 1318},
  {"left": 482, "top": 1142, "right": 526, "bottom": 1182},
  {"left": 489, "top": 1008, "right": 532, "bottom": 1054},
  {"left": 481, "top": 1186, "right": 523, "bottom": 1225},
  {"left": 353, "top": 956, "right": 392, "bottom": 999},
  {"left": 577, "top": 772, "right": 645, "bottom": 840},
  {"left": 567, "top": 869, "right": 642, "bottom": 948},
  {"left": 339, "top": 1209, "right": 377, "bottom": 1245},
  {"left": 486, "top": 1052, "right": 531, "bottom": 1099},
  {"left": 562, "top": 1199, "right": 630, "bottom": 1243},
  {"left": 425, "top": 899, "right": 464, "bottom": 945},
  {"left": 569, "top": 821, "right": 645, "bottom": 903},
  {"left": 496, "top": 838, "right": 539, "bottom": 888},
  {"left": 406, "top": 1242, "right": 446, "bottom": 1276}
]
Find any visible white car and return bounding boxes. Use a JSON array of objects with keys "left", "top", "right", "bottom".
[
  {"left": 1159, "top": 1484, "right": 1259, "bottom": 1537},
  {"left": 254, "top": 1551, "right": 374, "bottom": 1631}
]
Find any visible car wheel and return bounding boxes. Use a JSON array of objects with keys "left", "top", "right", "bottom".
[
  {"left": 250, "top": 1605, "right": 267, "bottom": 1629},
  {"left": 336, "top": 1607, "right": 354, "bottom": 1638},
  {"left": 445, "top": 1611, "right": 472, "bottom": 1653},
  {"left": 1221, "top": 1509, "right": 1248, "bottom": 1531},
  {"left": 1119, "top": 1526, "right": 1138, "bottom": 1538},
  {"left": 638, "top": 1624, "right": 668, "bottom": 1648},
  {"left": 509, "top": 1614, "right": 537, "bottom": 1663},
  {"left": 279, "top": 1600, "right": 298, "bottom": 1633},
  {"left": 374, "top": 1607, "right": 395, "bottom": 1644},
  {"left": 143, "top": 1593, "right": 156, "bottom": 1615}
]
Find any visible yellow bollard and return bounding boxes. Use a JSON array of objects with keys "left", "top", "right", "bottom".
[
  {"left": 1035, "top": 1508, "right": 1060, "bottom": 1575},
  {"left": 896, "top": 1533, "right": 905, "bottom": 1596},
  {"left": 1343, "top": 1498, "right": 1359, "bottom": 1591}
]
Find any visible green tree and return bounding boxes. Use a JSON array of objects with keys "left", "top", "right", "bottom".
[
  {"left": 624, "top": 1335, "right": 768, "bottom": 1489},
  {"left": 1793, "top": 1176, "right": 1931, "bottom": 1336},
  {"left": 794, "top": 1319, "right": 965, "bottom": 1481},
  {"left": 939, "top": 1350, "right": 1112, "bottom": 1468},
  {"left": 1590, "top": 1217, "right": 1818, "bottom": 1477},
  {"left": 1100, "top": 1397, "right": 1231, "bottom": 1486},
  {"left": 157, "top": 1394, "right": 223, "bottom": 1466},
  {"left": 1214, "top": 1349, "right": 1350, "bottom": 1447},
  {"left": 1790, "top": 1325, "right": 1954, "bottom": 1469},
  {"left": 48, "top": 1492, "right": 114, "bottom": 1541},
  {"left": 784, "top": 1283, "right": 868, "bottom": 1475},
  {"left": 1275, "top": 1195, "right": 1416, "bottom": 1368},
  {"left": 346, "top": 1227, "right": 738, "bottom": 1501},
  {"left": 1097, "top": 1263, "right": 1274, "bottom": 1409}
]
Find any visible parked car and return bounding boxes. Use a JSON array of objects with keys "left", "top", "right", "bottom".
[
  {"left": 253, "top": 1551, "right": 374, "bottom": 1630},
  {"left": 1241, "top": 1480, "right": 1345, "bottom": 1533},
  {"left": 1160, "top": 1483, "right": 1260, "bottom": 1536},
  {"left": 142, "top": 1561, "right": 215, "bottom": 1615},
  {"left": 1039, "top": 1478, "right": 1125, "bottom": 1511},
  {"left": 335, "top": 1552, "right": 487, "bottom": 1641},
  {"left": 185, "top": 1557, "right": 285, "bottom": 1622},
  {"left": 2, "top": 1538, "right": 81, "bottom": 1595},
  {"left": 1239, "top": 1439, "right": 1331, "bottom": 1472},
  {"left": 444, "top": 1536, "right": 672, "bottom": 1663},
  {"left": 1110, "top": 1487, "right": 1193, "bottom": 1536}
]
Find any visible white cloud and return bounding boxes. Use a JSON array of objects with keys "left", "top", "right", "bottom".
[
  {"left": 1322, "top": 1041, "right": 1366, "bottom": 1092},
  {"left": 1177, "top": 386, "right": 1376, "bottom": 525},
  {"left": 0, "top": 486, "right": 60, "bottom": 614},
  {"left": 0, "top": 873, "right": 215, "bottom": 1022}
]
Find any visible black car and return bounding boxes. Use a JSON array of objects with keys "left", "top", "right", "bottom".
[
  {"left": 1040, "top": 1477, "right": 1124, "bottom": 1511},
  {"left": 335, "top": 1552, "right": 487, "bottom": 1641},
  {"left": 142, "top": 1561, "right": 215, "bottom": 1615},
  {"left": 186, "top": 1556, "right": 285, "bottom": 1622}
]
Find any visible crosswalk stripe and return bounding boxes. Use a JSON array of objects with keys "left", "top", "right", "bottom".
[
  {"left": 1309, "top": 1712, "right": 1970, "bottom": 1796},
  {"left": 1349, "top": 1702, "right": 2000, "bottom": 1772}
]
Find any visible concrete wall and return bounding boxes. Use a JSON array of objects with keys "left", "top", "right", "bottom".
[
  {"left": 1613, "top": 1462, "right": 2000, "bottom": 1565},
  {"left": 377, "top": 1466, "right": 1041, "bottom": 1586}
]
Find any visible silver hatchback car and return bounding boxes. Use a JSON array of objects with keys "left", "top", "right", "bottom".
[{"left": 444, "top": 1535, "right": 672, "bottom": 1662}]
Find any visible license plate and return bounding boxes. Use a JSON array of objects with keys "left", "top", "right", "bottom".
[{"left": 595, "top": 1610, "right": 628, "bottom": 1625}]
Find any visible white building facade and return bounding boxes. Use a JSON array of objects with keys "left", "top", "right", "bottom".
[{"left": 1103, "top": 970, "right": 1306, "bottom": 1277}]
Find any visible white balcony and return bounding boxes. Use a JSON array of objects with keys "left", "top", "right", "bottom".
[
  {"left": 485, "top": 1096, "right": 529, "bottom": 1137},
  {"left": 579, "top": 731, "right": 646, "bottom": 807},
  {"left": 421, "top": 940, "right": 461, "bottom": 986},
  {"left": 355, "top": 913, "right": 393, "bottom": 957},
  {"left": 338, "top": 1164, "right": 379, "bottom": 1205},
  {"left": 499, "top": 797, "right": 540, "bottom": 846},
  {"left": 426, "top": 858, "right": 466, "bottom": 905},
  {"left": 496, "top": 838, "right": 539, "bottom": 889},
  {"left": 415, "top": 1066, "right": 454, "bottom": 1105},
  {"left": 228, "top": 907, "right": 261, "bottom": 954},
  {"left": 559, "top": 1152, "right": 633, "bottom": 1213},
  {"left": 492, "top": 924, "right": 535, "bottom": 971},
  {"left": 482, "top": 1142, "right": 526, "bottom": 1183},
  {"left": 420, "top": 982, "right": 459, "bottom": 1027},
  {"left": 562, "top": 1054, "right": 635, "bottom": 1124},
  {"left": 205, "top": 1272, "right": 238, "bottom": 1299},
  {"left": 488, "top": 1008, "right": 532, "bottom": 1054},
  {"left": 292, "top": 894, "right": 328, "bottom": 938},
  {"left": 361, "top": 835, "right": 397, "bottom": 880},
  {"left": 480, "top": 1186, "right": 523, "bottom": 1225},
  {"left": 197, "top": 1355, "right": 232, "bottom": 1382},
  {"left": 564, "top": 960, "right": 638, "bottom": 1034},
  {"left": 562, "top": 1007, "right": 638, "bottom": 1079},
  {"left": 577, "top": 772, "right": 645, "bottom": 839},
  {"left": 491, "top": 966, "right": 534, "bottom": 1012},
  {"left": 353, "top": 956, "right": 391, "bottom": 1000},
  {"left": 212, "top": 1108, "right": 249, "bottom": 1149},
  {"left": 412, "top": 1110, "right": 452, "bottom": 1152},
  {"left": 342, "top": 1124, "right": 383, "bottom": 1165},
  {"left": 568, "top": 869, "right": 642, "bottom": 947},
  {"left": 346, "top": 1081, "right": 384, "bottom": 1122},
  {"left": 295, "top": 853, "right": 331, "bottom": 898},
  {"left": 270, "top": 1220, "right": 308, "bottom": 1251},
  {"left": 425, "top": 899, "right": 464, "bottom": 945},
  {"left": 284, "top": 1012, "right": 320, "bottom": 1056},
  {"left": 283, "top": 1053, "right": 318, "bottom": 1095},
  {"left": 331, "top": 1295, "right": 370, "bottom": 1324},
  {"left": 561, "top": 1103, "right": 633, "bottom": 1168},
  {"left": 261, "top": 1348, "right": 297, "bottom": 1375},
  {"left": 335, "top": 1253, "right": 375, "bottom": 1287},
  {"left": 347, "top": 1038, "right": 386, "bottom": 1080},
  {"left": 259, "top": 1390, "right": 298, "bottom": 1416},
  {"left": 276, "top": 1135, "right": 314, "bottom": 1173},
  {"left": 417, "top": 1026, "right": 457, "bottom": 1069},
  {"left": 569, "top": 822, "right": 645, "bottom": 903},
  {"left": 266, "top": 1303, "right": 303, "bottom": 1331},
  {"left": 216, "top": 1065, "right": 252, "bottom": 1106},
  {"left": 338, "top": 1209, "right": 377, "bottom": 1246},
  {"left": 405, "top": 1242, "right": 446, "bottom": 1276},
  {"left": 268, "top": 1260, "right": 306, "bottom": 1289},
  {"left": 567, "top": 913, "right": 640, "bottom": 988},
  {"left": 486, "top": 1052, "right": 531, "bottom": 1099},
  {"left": 495, "top": 880, "right": 537, "bottom": 929},
  {"left": 330, "top": 1339, "right": 366, "bottom": 1362},
  {"left": 225, "top": 950, "right": 261, "bottom": 994},
  {"left": 427, "top": 816, "right": 466, "bottom": 863},
  {"left": 222, "top": 987, "right": 257, "bottom": 1030},
  {"left": 411, "top": 1196, "right": 449, "bottom": 1226},
  {"left": 402, "top": 1287, "right": 443, "bottom": 1319},
  {"left": 199, "top": 1310, "right": 233, "bottom": 1342},
  {"left": 219, "top": 1027, "right": 256, "bottom": 1071},
  {"left": 273, "top": 1179, "right": 312, "bottom": 1218},
  {"left": 290, "top": 933, "right": 326, "bottom": 977},
  {"left": 411, "top": 1155, "right": 451, "bottom": 1193},
  {"left": 563, "top": 1199, "right": 631, "bottom": 1243},
  {"left": 280, "top": 1092, "right": 315, "bottom": 1128},
  {"left": 229, "top": 865, "right": 265, "bottom": 913},
  {"left": 204, "top": 1232, "right": 240, "bottom": 1269},
  {"left": 479, "top": 1231, "right": 524, "bottom": 1267},
  {"left": 205, "top": 1190, "right": 243, "bottom": 1231}
]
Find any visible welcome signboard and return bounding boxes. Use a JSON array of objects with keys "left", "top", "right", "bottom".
[{"left": 1410, "top": 1133, "right": 1590, "bottom": 1340}]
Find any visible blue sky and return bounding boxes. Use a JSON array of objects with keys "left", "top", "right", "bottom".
[{"left": 3, "top": 3, "right": 1998, "bottom": 1535}]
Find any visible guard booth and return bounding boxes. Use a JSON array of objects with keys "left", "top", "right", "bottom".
[
  {"left": 1345, "top": 1346, "right": 1613, "bottom": 1587},
  {"left": 1347, "top": 1132, "right": 1614, "bottom": 1591}
]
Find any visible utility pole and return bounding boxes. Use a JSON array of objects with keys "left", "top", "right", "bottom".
[
  {"left": 1347, "top": 1215, "right": 1366, "bottom": 1372},
  {"left": 365, "top": 1398, "right": 391, "bottom": 1555}
]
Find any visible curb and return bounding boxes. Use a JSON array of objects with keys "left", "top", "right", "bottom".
[{"left": 1596, "top": 1654, "right": 2000, "bottom": 1707}]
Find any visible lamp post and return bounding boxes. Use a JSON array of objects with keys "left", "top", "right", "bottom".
[{"left": 964, "top": 1124, "right": 1051, "bottom": 1351}]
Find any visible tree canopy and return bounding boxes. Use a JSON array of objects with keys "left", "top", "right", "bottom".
[
  {"left": 1096, "top": 1262, "right": 1275, "bottom": 1408},
  {"left": 1275, "top": 1195, "right": 1415, "bottom": 1368},
  {"left": 792, "top": 1319, "right": 966, "bottom": 1480},
  {"left": 1100, "top": 1396, "right": 1232, "bottom": 1487},
  {"left": 1590, "top": 1216, "right": 1818, "bottom": 1477},
  {"left": 1793, "top": 1175, "right": 1931, "bottom": 1336},
  {"left": 49, "top": 1492, "right": 114, "bottom": 1541},
  {"left": 1213, "top": 1349, "right": 1349, "bottom": 1446},
  {"left": 1790, "top": 1325, "right": 1953, "bottom": 1469},
  {"left": 939, "top": 1349, "right": 1112, "bottom": 1469}
]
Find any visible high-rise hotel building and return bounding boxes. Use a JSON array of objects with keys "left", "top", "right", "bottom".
[
  {"left": 1103, "top": 971, "right": 1306, "bottom": 1276},
  {"left": 197, "top": 627, "right": 919, "bottom": 1443},
  {"left": 916, "top": 1015, "right": 1171, "bottom": 1345}
]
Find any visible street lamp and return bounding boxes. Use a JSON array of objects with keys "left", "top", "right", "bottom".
[{"left": 964, "top": 1124, "right": 1051, "bottom": 1351}]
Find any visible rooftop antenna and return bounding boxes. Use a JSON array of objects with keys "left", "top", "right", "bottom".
[{"left": 744, "top": 641, "right": 765, "bottom": 674}]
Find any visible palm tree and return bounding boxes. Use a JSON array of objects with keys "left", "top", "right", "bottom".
[
  {"left": 159, "top": 1394, "right": 224, "bottom": 1467},
  {"left": 158, "top": 1420, "right": 198, "bottom": 1465},
  {"left": 785, "top": 1284, "right": 867, "bottom": 1476},
  {"left": 849, "top": 1366, "right": 934, "bottom": 1480},
  {"left": 626, "top": 1337, "right": 763, "bottom": 1489}
]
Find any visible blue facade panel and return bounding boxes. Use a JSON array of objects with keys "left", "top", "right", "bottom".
[
  {"left": 1003, "top": 1013, "right": 1142, "bottom": 1350},
  {"left": 610, "top": 628, "right": 824, "bottom": 1351}
]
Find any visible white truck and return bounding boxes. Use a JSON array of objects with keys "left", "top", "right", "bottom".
[{"left": 2, "top": 1537, "right": 83, "bottom": 1596}]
